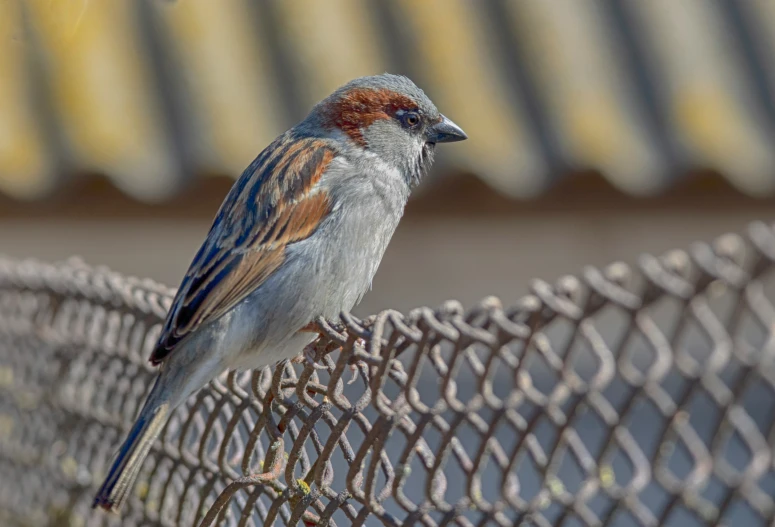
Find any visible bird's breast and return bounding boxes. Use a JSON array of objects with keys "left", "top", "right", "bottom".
[{"left": 220, "top": 175, "right": 407, "bottom": 367}]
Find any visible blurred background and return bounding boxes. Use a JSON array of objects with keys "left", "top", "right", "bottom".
[
  {"left": 1, "top": 0, "right": 775, "bottom": 315},
  {"left": 3, "top": 4, "right": 775, "bottom": 525}
]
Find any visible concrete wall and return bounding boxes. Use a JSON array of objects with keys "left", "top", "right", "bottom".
[{"left": 2, "top": 177, "right": 771, "bottom": 317}]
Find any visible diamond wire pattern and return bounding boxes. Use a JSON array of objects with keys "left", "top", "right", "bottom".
[{"left": 1, "top": 222, "right": 775, "bottom": 526}]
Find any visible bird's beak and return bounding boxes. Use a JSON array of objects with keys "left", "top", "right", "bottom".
[{"left": 426, "top": 115, "right": 467, "bottom": 144}]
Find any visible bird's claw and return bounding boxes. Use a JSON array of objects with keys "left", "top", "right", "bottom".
[
  {"left": 295, "top": 344, "right": 328, "bottom": 370},
  {"left": 346, "top": 338, "right": 368, "bottom": 384},
  {"left": 347, "top": 364, "right": 359, "bottom": 385}
]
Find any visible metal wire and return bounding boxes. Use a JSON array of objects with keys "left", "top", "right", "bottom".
[{"left": 2, "top": 222, "right": 775, "bottom": 526}]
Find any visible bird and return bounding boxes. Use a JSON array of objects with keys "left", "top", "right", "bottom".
[{"left": 92, "top": 73, "right": 466, "bottom": 512}]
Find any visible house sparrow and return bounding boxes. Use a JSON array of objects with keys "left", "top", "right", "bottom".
[{"left": 92, "top": 74, "right": 466, "bottom": 512}]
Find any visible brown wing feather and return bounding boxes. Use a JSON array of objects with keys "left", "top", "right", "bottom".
[{"left": 150, "top": 135, "right": 337, "bottom": 364}]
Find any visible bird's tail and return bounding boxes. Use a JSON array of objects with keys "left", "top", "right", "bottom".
[{"left": 92, "top": 377, "right": 170, "bottom": 512}]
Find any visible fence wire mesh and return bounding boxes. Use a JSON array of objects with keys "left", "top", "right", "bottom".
[{"left": 2, "top": 222, "right": 775, "bottom": 527}]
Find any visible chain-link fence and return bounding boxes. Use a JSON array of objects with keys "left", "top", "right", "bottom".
[{"left": 2, "top": 222, "right": 775, "bottom": 527}]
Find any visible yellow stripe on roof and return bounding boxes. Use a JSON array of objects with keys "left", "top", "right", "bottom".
[
  {"left": 156, "top": 0, "right": 284, "bottom": 177},
  {"left": 631, "top": 0, "right": 775, "bottom": 195},
  {"left": 506, "top": 0, "right": 667, "bottom": 195},
  {"left": 395, "top": 0, "right": 546, "bottom": 197},
  {"left": 271, "top": 0, "right": 389, "bottom": 108},
  {"left": 0, "top": 1, "right": 53, "bottom": 199},
  {"left": 25, "top": 0, "right": 178, "bottom": 201}
]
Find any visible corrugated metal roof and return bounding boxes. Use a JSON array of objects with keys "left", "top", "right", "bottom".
[{"left": 1, "top": 0, "right": 775, "bottom": 202}]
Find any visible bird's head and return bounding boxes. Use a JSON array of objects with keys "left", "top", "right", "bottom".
[{"left": 309, "top": 74, "right": 467, "bottom": 186}]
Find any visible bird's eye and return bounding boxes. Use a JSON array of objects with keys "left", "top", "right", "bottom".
[{"left": 400, "top": 111, "right": 421, "bottom": 129}]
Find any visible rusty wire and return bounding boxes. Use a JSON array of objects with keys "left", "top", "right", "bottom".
[{"left": 1, "top": 222, "right": 775, "bottom": 526}]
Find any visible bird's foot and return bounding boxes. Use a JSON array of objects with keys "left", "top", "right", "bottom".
[{"left": 293, "top": 342, "right": 328, "bottom": 370}]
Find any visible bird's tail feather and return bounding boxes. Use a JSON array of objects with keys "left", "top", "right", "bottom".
[{"left": 92, "top": 383, "right": 170, "bottom": 513}]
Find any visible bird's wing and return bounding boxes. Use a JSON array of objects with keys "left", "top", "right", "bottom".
[{"left": 150, "top": 135, "right": 339, "bottom": 365}]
